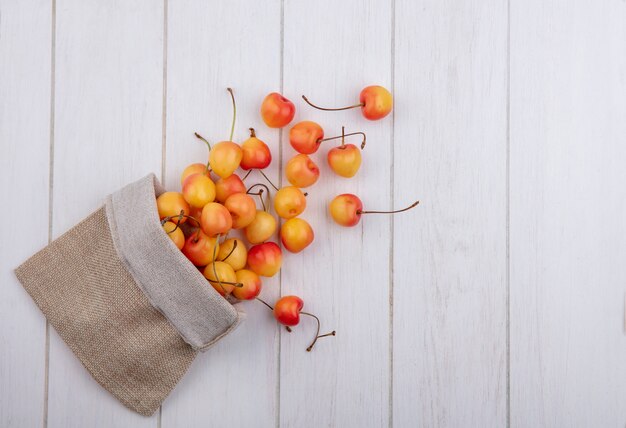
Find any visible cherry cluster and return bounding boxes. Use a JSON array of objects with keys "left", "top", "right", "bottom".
[{"left": 157, "top": 86, "right": 417, "bottom": 351}]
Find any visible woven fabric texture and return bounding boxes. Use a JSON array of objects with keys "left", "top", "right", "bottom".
[{"left": 15, "top": 207, "right": 196, "bottom": 416}]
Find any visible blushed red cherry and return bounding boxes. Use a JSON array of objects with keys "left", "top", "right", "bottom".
[
  {"left": 215, "top": 174, "right": 246, "bottom": 203},
  {"left": 240, "top": 128, "right": 272, "bottom": 170},
  {"left": 244, "top": 210, "right": 277, "bottom": 244},
  {"left": 232, "top": 269, "right": 262, "bottom": 300},
  {"left": 285, "top": 154, "right": 319, "bottom": 188},
  {"left": 273, "top": 295, "right": 303, "bottom": 326},
  {"left": 260, "top": 92, "right": 296, "bottom": 128},
  {"left": 302, "top": 85, "right": 393, "bottom": 120},
  {"left": 289, "top": 121, "right": 324, "bottom": 154},
  {"left": 270, "top": 296, "right": 336, "bottom": 351},
  {"left": 329, "top": 194, "right": 419, "bottom": 227},
  {"left": 182, "top": 230, "right": 220, "bottom": 266},
  {"left": 204, "top": 261, "right": 238, "bottom": 296},
  {"left": 247, "top": 242, "right": 282, "bottom": 277},
  {"left": 326, "top": 126, "right": 365, "bottom": 178},
  {"left": 224, "top": 193, "right": 256, "bottom": 229}
]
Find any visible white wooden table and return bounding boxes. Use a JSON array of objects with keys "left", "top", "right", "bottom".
[{"left": 1, "top": 1, "right": 625, "bottom": 427}]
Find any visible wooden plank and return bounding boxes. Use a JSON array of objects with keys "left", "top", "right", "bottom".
[
  {"left": 48, "top": 1, "right": 163, "bottom": 426},
  {"left": 0, "top": 0, "right": 51, "bottom": 426},
  {"left": 510, "top": 1, "right": 626, "bottom": 426},
  {"left": 280, "top": 1, "right": 392, "bottom": 427},
  {"left": 392, "top": 0, "right": 509, "bottom": 426},
  {"left": 160, "top": 1, "right": 281, "bottom": 427}
]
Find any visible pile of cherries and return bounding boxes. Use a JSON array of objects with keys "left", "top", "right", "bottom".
[{"left": 157, "top": 86, "right": 417, "bottom": 351}]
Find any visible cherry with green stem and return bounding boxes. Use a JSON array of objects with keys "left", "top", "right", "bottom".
[{"left": 194, "top": 132, "right": 212, "bottom": 173}]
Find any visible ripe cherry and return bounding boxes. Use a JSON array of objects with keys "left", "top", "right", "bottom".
[
  {"left": 161, "top": 221, "right": 184, "bottom": 250},
  {"left": 215, "top": 174, "right": 246, "bottom": 203},
  {"left": 329, "top": 194, "right": 419, "bottom": 227},
  {"left": 182, "top": 173, "right": 216, "bottom": 208},
  {"left": 269, "top": 296, "right": 336, "bottom": 351},
  {"left": 247, "top": 242, "right": 282, "bottom": 277},
  {"left": 206, "top": 88, "right": 242, "bottom": 178},
  {"left": 201, "top": 202, "right": 233, "bottom": 236},
  {"left": 244, "top": 210, "right": 277, "bottom": 244},
  {"left": 180, "top": 163, "right": 210, "bottom": 186},
  {"left": 326, "top": 127, "right": 364, "bottom": 178},
  {"left": 280, "top": 218, "right": 314, "bottom": 253},
  {"left": 217, "top": 238, "right": 247, "bottom": 271},
  {"left": 274, "top": 186, "right": 307, "bottom": 219},
  {"left": 182, "top": 230, "right": 220, "bottom": 266},
  {"left": 260, "top": 92, "right": 295, "bottom": 128},
  {"left": 224, "top": 193, "right": 257, "bottom": 229},
  {"left": 157, "top": 192, "right": 190, "bottom": 224},
  {"left": 240, "top": 128, "right": 271, "bottom": 170},
  {"left": 232, "top": 269, "right": 262, "bottom": 300},
  {"left": 289, "top": 121, "right": 324, "bottom": 154},
  {"left": 273, "top": 295, "right": 303, "bottom": 326},
  {"left": 204, "top": 261, "right": 238, "bottom": 296},
  {"left": 285, "top": 154, "right": 319, "bottom": 188},
  {"left": 302, "top": 85, "right": 393, "bottom": 120}
]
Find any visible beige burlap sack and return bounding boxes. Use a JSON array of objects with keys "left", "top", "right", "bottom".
[{"left": 15, "top": 173, "right": 244, "bottom": 416}]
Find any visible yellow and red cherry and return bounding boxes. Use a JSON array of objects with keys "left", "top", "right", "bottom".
[
  {"left": 260, "top": 92, "right": 295, "bottom": 128},
  {"left": 182, "top": 173, "right": 216, "bottom": 208},
  {"left": 244, "top": 210, "right": 277, "bottom": 244},
  {"left": 201, "top": 202, "right": 232, "bottom": 236},
  {"left": 329, "top": 194, "right": 419, "bottom": 227},
  {"left": 217, "top": 238, "right": 247, "bottom": 271},
  {"left": 240, "top": 128, "right": 272, "bottom": 170},
  {"left": 215, "top": 174, "right": 246, "bottom": 203},
  {"left": 181, "top": 163, "right": 210, "bottom": 186},
  {"left": 247, "top": 242, "right": 282, "bottom": 277},
  {"left": 162, "top": 221, "right": 184, "bottom": 250},
  {"left": 157, "top": 192, "right": 190, "bottom": 224},
  {"left": 224, "top": 193, "right": 256, "bottom": 229},
  {"left": 328, "top": 144, "right": 361, "bottom": 178},
  {"left": 289, "top": 121, "right": 324, "bottom": 154},
  {"left": 273, "top": 295, "right": 303, "bottom": 326},
  {"left": 302, "top": 85, "right": 393, "bottom": 120},
  {"left": 285, "top": 154, "right": 319, "bottom": 188},
  {"left": 274, "top": 186, "right": 306, "bottom": 219},
  {"left": 182, "top": 230, "right": 220, "bottom": 266},
  {"left": 253, "top": 296, "right": 336, "bottom": 351},
  {"left": 209, "top": 141, "right": 242, "bottom": 179},
  {"left": 204, "top": 261, "right": 238, "bottom": 296},
  {"left": 232, "top": 269, "right": 262, "bottom": 300},
  {"left": 281, "top": 218, "right": 314, "bottom": 253}
]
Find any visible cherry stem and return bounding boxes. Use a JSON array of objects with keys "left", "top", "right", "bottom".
[
  {"left": 302, "top": 95, "right": 364, "bottom": 112},
  {"left": 247, "top": 183, "right": 271, "bottom": 211},
  {"left": 255, "top": 297, "right": 274, "bottom": 311},
  {"left": 317, "top": 331, "right": 336, "bottom": 339},
  {"left": 227, "top": 88, "right": 236, "bottom": 142},
  {"left": 194, "top": 132, "right": 212, "bottom": 172},
  {"left": 318, "top": 130, "right": 367, "bottom": 150},
  {"left": 219, "top": 239, "right": 238, "bottom": 262},
  {"left": 300, "top": 312, "right": 322, "bottom": 352},
  {"left": 211, "top": 234, "right": 228, "bottom": 294},
  {"left": 249, "top": 127, "right": 256, "bottom": 138},
  {"left": 258, "top": 169, "right": 279, "bottom": 191},
  {"left": 160, "top": 211, "right": 200, "bottom": 228},
  {"left": 358, "top": 200, "right": 420, "bottom": 215},
  {"left": 241, "top": 170, "right": 253, "bottom": 181},
  {"left": 285, "top": 326, "right": 292, "bottom": 332}
]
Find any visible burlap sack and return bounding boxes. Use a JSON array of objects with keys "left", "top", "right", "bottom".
[{"left": 14, "top": 173, "right": 244, "bottom": 416}]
